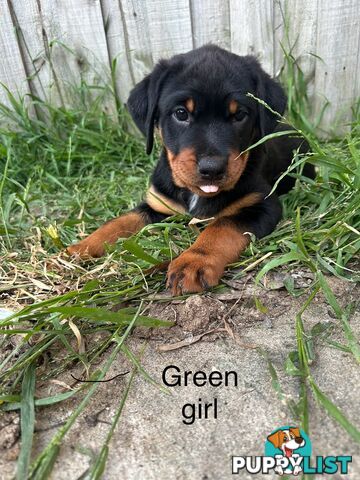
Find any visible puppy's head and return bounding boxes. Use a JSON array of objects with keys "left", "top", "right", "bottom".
[{"left": 127, "top": 45, "right": 286, "bottom": 196}]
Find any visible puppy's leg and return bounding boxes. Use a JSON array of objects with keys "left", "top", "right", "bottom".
[
  {"left": 67, "top": 203, "right": 168, "bottom": 258},
  {"left": 167, "top": 218, "right": 250, "bottom": 295},
  {"left": 167, "top": 196, "right": 282, "bottom": 295}
]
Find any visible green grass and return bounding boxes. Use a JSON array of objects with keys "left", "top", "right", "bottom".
[{"left": 0, "top": 61, "right": 359, "bottom": 478}]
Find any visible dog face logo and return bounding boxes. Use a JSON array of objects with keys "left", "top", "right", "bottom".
[
  {"left": 265, "top": 426, "right": 310, "bottom": 476},
  {"left": 267, "top": 427, "right": 305, "bottom": 458}
]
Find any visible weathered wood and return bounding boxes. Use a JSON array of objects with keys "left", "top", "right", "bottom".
[
  {"left": 34, "top": 0, "right": 115, "bottom": 112},
  {"left": 229, "top": 0, "right": 275, "bottom": 75},
  {"left": 7, "top": 0, "right": 51, "bottom": 102},
  {"left": 190, "top": 0, "right": 231, "bottom": 49},
  {"left": 275, "top": 0, "right": 319, "bottom": 86},
  {"left": 0, "top": 0, "right": 359, "bottom": 132},
  {"left": 145, "top": 0, "right": 193, "bottom": 62},
  {"left": 100, "top": 0, "right": 135, "bottom": 103},
  {"left": 120, "top": 1, "right": 154, "bottom": 83},
  {"left": 314, "top": 0, "right": 360, "bottom": 133},
  {"left": 0, "top": 0, "right": 30, "bottom": 107}
]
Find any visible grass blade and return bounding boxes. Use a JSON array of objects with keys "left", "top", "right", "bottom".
[
  {"left": 87, "top": 366, "right": 138, "bottom": 479},
  {"left": 340, "top": 313, "right": 360, "bottom": 364},
  {"left": 46, "top": 306, "right": 174, "bottom": 328},
  {"left": 316, "top": 271, "right": 342, "bottom": 318},
  {"left": 317, "top": 271, "right": 360, "bottom": 362},
  {"left": 256, "top": 251, "right": 306, "bottom": 283},
  {"left": 29, "top": 303, "right": 143, "bottom": 479},
  {"left": 123, "top": 237, "right": 160, "bottom": 264},
  {"left": 17, "top": 363, "right": 36, "bottom": 480},
  {"left": 309, "top": 379, "right": 360, "bottom": 443}
]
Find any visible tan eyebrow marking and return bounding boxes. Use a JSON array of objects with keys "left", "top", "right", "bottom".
[
  {"left": 185, "top": 98, "right": 195, "bottom": 113},
  {"left": 229, "top": 99, "right": 238, "bottom": 114}
]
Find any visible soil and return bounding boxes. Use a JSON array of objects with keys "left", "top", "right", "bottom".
[{"left": 0, "top": 271, "right": 359, "bottom": 479}]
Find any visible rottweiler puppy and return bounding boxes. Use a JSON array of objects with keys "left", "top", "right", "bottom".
[{"left": 67, "top": 45, "right": 314, "bottom": 295}]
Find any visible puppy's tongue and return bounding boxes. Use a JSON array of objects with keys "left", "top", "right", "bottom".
[{"left": 200, "top": 185, "right": 219, "bottom": 193}]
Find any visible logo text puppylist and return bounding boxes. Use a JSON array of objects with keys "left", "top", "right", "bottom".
[{"left": 232, "top": 426, "right": 352, "bottom": 476}]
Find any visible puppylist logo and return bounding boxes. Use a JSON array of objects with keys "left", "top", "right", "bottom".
[{"left": 232, "top": 426, "right": 352, "bottom": 476}]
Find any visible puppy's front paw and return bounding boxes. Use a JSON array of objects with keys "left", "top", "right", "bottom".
[
  {"left": 66, "top": 239, "right": 105, "bottom": 258},
  {"left": 166, "top": 249, "right": 223, "bottom": 295}
]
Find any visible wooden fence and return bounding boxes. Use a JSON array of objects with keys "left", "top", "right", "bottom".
[{"left": 1, "top": 0, "right": 359, "bottom": 131}]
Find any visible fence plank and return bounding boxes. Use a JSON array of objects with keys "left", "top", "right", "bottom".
[
  {"left": 314, "top": 0, "right": 360, "bottom": 132},
  {"left": 0, "top": 0, "right": 359, "bottom": 131},
  {"left": 0, "top": 0, "right": 30, "bottom": 107},
  {"left": 120, "top": 1, "right": 154, "bottom": 83},
  {"left": 276, "top": 0, "right": 318, "bottom": 82},
  {"left": 190, "top": 0, "right": 231, "bottom": 49},
  {"left": 145, "top": 0, "right": 193, "bottom": 62},
  {"left": 229, "top": 0, "right": 275, "bottom": 75},
  {"left": 34, "top": 0, "right": 115, "bottom": 112},
  {"left": 7, "top": 0, "right": 51, "bottom": 102},
  {"left": 100, "top": 0, "right": 135, "bottom": 103}
]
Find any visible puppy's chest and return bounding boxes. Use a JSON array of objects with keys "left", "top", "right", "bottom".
[
  {"left": 188, "top": 194, "right": 200, "bottom": 215},
  {"left": 186, "top": 194, "right": 218, "bottom": 218}
]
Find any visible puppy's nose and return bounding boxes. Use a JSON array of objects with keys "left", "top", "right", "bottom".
[
  {"left": 198, "top": 157, "right": 226, "bottom": 179},
  {"left": 295, "top": 437, "right": 303, "bottom": 445}
]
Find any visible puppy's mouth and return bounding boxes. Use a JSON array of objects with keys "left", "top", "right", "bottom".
[
  {"left": 199, "top": 185, "right": 219, "bottom": 194},
  {"left": 194, "top": 174, "right": 240, "bottom": 196}
]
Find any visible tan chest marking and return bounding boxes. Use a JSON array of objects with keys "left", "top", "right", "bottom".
[
  {"left": 147, "top": 186, "right": 262, "bottom": 220},
  {"left": 146, "top": 185, "right": 186, "bottom": 215}
]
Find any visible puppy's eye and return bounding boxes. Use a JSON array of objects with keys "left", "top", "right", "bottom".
[
  {"left": 173, "top": 108, "right": 189, "bottom": 122},
  {"left": 233, "top": 110, "right": 248, "bottom": 122}
]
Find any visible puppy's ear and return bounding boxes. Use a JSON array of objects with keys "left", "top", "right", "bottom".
[
  {"left": 246, "top": 57, "right": 287, "bottom": 137},
  {"left": 127, "top": 60, "right": 169, "bottom": 154},
  {"left": 267, "top": 430, "right": 282, "bottom": 448}
]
